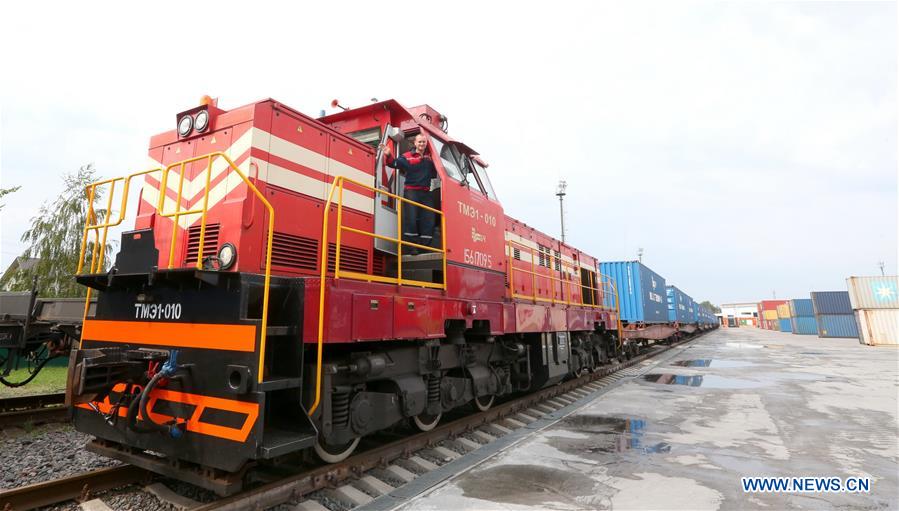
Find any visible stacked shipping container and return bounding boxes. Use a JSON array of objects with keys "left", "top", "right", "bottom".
[
  {"left": 758, "top": 300, "right": 787, "bottom": 330},
  {"left": 776, "top": 303, "right": 792, "bottom": 333},
  {"left": 810, "top": 291, "right": 858, "bottom": 338},
  {"left": 789, "top": 299, "right": 817, "bottom": 335},
  {"left": 847, "top": 276, "right": 899, "bottom": 346}
]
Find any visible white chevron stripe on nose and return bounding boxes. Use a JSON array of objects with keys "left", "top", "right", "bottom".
[{"left": 139, "top": 125, "right": 378, "bottom": 231}]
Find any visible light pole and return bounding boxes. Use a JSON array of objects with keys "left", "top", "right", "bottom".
[
  {"left": 556, "top": 180, "right": 567, "bottom": 243},
  {"left": 878, "top": 261, "right": 885, "bottom": 276},
  {"left": 637, "top": 247, "right": 644, "bottom": 263}
]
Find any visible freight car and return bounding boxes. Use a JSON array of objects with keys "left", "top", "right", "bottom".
[
  {"left": 598, "top": 260, "right": 716, "bottom": 342},
  {"left": 0, "top": 282, "right": 93, "bottom": 387},
  {"left": 66, "top": 97, "right": 640, "bottom": 494}
]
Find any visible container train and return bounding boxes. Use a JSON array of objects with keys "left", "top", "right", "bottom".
[{"left": 55, "top": 96, "right": 715, "bottom": 494}]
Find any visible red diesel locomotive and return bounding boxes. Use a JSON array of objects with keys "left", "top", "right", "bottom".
[{"left": 68, "top": 97, "right": 624, "bottom": 494}]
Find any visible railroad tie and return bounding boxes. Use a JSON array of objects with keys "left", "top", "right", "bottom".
[
  {"left": 405, "top": 455, "right": 440, "bottom": 472},
  {"left": 535, "top": 404, "right": 556, "bottom": 414},
  {"left": 525, "top": 407, "right": 546, "bottom": 417},
  {"left": 385, "top": 464, "right": 417, "bottom": 483},
  {"left": 291, "top": 500, "right": 331, "bottom": 511},
  {"left": 80, "top": 500, "right": 114, "bottom": 511},
  {"left": 502, "top": 418, "right": 527, "bottom": 429},
  {"left": 452, "top": 437, "right": 482, "bottom": 452},
  {"left": 144, "top": 483, "right": 201, "bottom": 511},
  {"left": 356, "top": 475, "right": 396, "bottom": 496},
  {"left": 424, "top": 446, "right": 462, "bottom": 462},
  {"left": 470, "top": 430, "right": 496, "bottom": 443},
  {"left": 324, "top": 484, "right": 374, "bottom": 507},
  {"left": 514, "top": 412, "right": 539, "bottom": 424},
  {"left": 485, "top": 423, "right": 513, "bottom": 436}
]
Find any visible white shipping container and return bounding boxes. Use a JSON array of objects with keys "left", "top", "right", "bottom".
[
  {"left": 855, "top": 309, "right": 899, "bottom": 346},
  {"left": 846, "top": 276, "right": 899, "bottom": 310}
]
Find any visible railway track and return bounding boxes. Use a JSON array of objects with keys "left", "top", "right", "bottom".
[
  {"left": 0, "top": 392, "right": 68, "bottom": 428},
  {"left": 0, "top": 331, "right": 708, "bottom": 511},
  {"left": 0, "top": 465, "right": 150, "bottom": 510}
]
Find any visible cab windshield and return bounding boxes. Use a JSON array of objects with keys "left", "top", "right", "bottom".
[{"left": 429, "top": 137, "right": 465, "bottom": 182}]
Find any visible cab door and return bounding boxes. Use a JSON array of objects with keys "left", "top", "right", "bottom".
[{"left": 429, "top": 136, "right": 505, "bottom": 300}]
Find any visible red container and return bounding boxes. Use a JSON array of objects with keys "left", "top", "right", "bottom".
[{"left": 760, "top": 300, "right": 788, "bottom": 310}]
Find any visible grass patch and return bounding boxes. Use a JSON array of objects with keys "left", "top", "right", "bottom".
[{"left": 0, "top": 366, "right": 68, "bottom": 398}]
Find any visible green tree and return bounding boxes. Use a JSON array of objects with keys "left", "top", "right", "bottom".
[
  {"left": 0, "top": 185, "right": 20, "bottom": 210},
  {"left": 699, "top": 300, "right": 721, "bottom": 313},
  {"left": 4, "top": 165, "right": 110, "bottom": 297}
]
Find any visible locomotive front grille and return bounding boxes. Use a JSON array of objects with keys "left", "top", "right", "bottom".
[{"left": 185, "top": 223, "right": 220, "bottom": 264}]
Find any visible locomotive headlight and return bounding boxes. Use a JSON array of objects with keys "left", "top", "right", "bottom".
[
  {"left": 218, "top": 243, "right": 236, "bottom": 270},
  {"left": 177, "top": 115, "right": 193, "bottom": 137},
  {"left": 194, "top": 110, "right": 210, "bottom": 132}
]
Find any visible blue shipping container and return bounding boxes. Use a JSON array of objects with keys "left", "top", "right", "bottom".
[
  {"left": 601, "top": 261, "right": 668, "bottom": 323},
  {"left": 816, "top": 314, "right": 859, "bottom": 338},
  {"left": 790, "top": 298, "right": 815, "bottom": 317},
  {"left": 811, "top": 291, "right": 853, "bottom": 315},
  {"left": 666, "top": 286, "right": 692, "bottom": 323},
  {"left": 791, "top": 316, "right": 817, "bottom": 335},
  {"left": 778, "top": 318, "right": 793, "bottom": 333}
]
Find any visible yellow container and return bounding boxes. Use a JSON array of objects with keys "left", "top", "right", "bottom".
[
  {"left": 776, "top": 304, "right": 791, "bottom": 319},
  {"left": 763, "top": 310, "right": 778, "bottom": 320}
]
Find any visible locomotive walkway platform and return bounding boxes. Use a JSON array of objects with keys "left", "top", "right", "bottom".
[{"left": 375, "top": 328, "right": 898, "bottom": 510}]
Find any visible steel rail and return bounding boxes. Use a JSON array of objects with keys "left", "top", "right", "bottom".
[
  {"left": 0, "top": 392, "right": 67, "bottom": 428},
  {"left": 0, "top": 465, "right": 150, "bottom": 510},
  {"left": 197, "top": 332, "right": 709, "bottom": 511}
]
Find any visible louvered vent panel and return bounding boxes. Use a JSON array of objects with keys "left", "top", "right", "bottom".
[
  {"left": 185, "top": 224, "right": 220, "bottom": 264},
  {"left": 328, "top": 243, "right": 369, "bottom": 274},
  {"left": 372, "top": 254, "right": 385, "bottom": 276},
  {"left": 271, "top": 232, "right": 319, "bottom": 271}
]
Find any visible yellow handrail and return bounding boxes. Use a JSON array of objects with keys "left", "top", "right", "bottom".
[
  {"left": 505, "top": 241, "right": 624, "bottom": 346},
  {"left": 309, "top": 175, "right": 447, "bottom": 415},
  {"left": 77, "top": 152, "right": 275, "bottom": 384},
  {"left": 507, "top": 240, "right": 600, "bottom": 307}
]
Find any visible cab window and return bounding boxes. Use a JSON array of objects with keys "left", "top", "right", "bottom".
[
  {"left": 430, "top": 137, "right": 465, "bottom": 182},
  {"left": 346, "top": 127, "right": 381, "bottom": 148},
  {"left": 471, "top": 159, "right": 497, "bottom": 200}
]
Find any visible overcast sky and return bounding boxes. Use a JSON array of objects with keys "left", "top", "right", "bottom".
[{"left": 0, "top": 1, "right": 895, "bottom": 305}]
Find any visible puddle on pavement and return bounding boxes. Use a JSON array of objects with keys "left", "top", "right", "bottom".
[
  {"left": 550, "top": 415, "right": 670, "bottom": 455},
  {"left": 672, "top": 359, "right": 754, "bottom": 368},
  {"left": 642, "top": 373, "right": 766, "bottom": 389},
  {"left": 459, "top": 464, "right": 608, "bottom": 508}
]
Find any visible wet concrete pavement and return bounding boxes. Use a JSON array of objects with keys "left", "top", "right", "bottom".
[{"left": 395, "top": 328, "right": 899, "bottom": 510}]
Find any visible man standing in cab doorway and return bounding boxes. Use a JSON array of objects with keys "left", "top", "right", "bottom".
[{"left": 381, "top": 134, "right": 437, "bottom": 254}]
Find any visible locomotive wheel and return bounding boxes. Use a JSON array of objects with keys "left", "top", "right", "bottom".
[
  {"left": 411, "top": 412, "right": 442, "bottom": 431},
  {"left": 472, "top": 394, "right": 494, "bottom": 412},
  {"left": 314, "top": 436, "right": 360, "bottom": 463}
]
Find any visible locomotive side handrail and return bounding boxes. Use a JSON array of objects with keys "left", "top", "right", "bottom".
[
  {"left": 507, "top": 239, "right": 600, "bottom": 307},
  {"left": 310, "top": 175, "right": 447, "bottom": 415},
  {"left": 505, "top": 240, "right": 623, "bottom": 345},
  {"left": 77, "top": 152, "right": 275, "bottom": 384}
]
